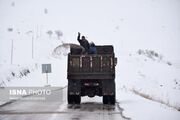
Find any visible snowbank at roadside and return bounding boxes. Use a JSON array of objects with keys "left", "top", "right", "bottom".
[
  {"left": 116, "top": 50, "right": 180, "bottom": 120},
  {"left": 117, "top": 88, "right": 180, "bottom": 120}
]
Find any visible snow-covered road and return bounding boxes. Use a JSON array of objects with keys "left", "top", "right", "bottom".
[{"left": 0, "top": 87, "right": 126, "bottom": 120}]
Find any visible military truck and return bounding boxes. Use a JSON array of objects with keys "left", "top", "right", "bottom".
[{"left": 67, "top": 45, "right": 117, "bottom": 104}]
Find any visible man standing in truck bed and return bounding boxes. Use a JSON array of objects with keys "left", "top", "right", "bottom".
[{"left": 77, "top": 32, "right": 90, "bottom": 53}]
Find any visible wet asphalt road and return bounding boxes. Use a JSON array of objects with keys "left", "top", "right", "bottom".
[{"left": 0, "top": 87, "right": 127, "bottom": 120}]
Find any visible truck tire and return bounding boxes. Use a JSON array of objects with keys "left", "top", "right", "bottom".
[
  {"left": 103, "top": 96, "right": 108, "bottom": 104},
  {"left": 68, "top": 95, "right": 81, "bottom": 104},
  {"left": 75, "top": 95, "right": 81, "bottom": 104},
  {"left": 103, "top": 95, "right": 115, "bottom": 105},
  {"left": 110, "top": 95, "right": 115, "bottom": 105},
  {"left": 68, "top": 95, "right": 74, "bottom": 104}
]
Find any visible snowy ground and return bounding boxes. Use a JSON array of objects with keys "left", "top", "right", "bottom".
[
  {"left": 118, "top": 88, "right": 180, "bottom": 120},
  {"left": 116, "top": 51, "right": 180, "bottom": 119},
  {"left": 1, "top": 0, "right": 180, "bottom": 120}
]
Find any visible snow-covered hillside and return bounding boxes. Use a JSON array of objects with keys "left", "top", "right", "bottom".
[{"left": 0, "top": 0, "right": 180, "bottom": 120}]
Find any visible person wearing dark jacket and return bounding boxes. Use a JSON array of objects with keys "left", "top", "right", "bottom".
[
  {"left": 88, "top": 42, "right": 97, "bottom": 54},
  {"left": 77, "top": 32, "right": 90, "bottom": 53}
]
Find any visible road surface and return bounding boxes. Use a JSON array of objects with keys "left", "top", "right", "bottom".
[{"left": 0, "top": 87, "right": 127, "bottom": 120}]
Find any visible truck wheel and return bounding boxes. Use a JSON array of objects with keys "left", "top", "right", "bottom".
[
  {"left": 103, "top": 95, "right": 115, "bottom": 105},
  {"left": 68, "top": 95, "right": 74, "bottom": 104},
  {"left": 103, "top": 96, "right": 108, "bottom": 104},
  {"left": 110, "top": 95, "right": 115, "bottom": 105},
  {"left": 75, "top": 95, "right": 81, "bottom": 104}
]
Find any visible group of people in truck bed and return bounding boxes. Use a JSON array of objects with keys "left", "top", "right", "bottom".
[{"left": 77, "top": 32, "right": 97, "bottom": 54}]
